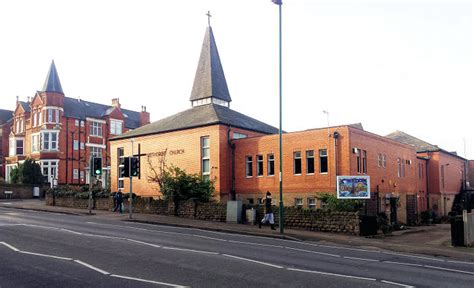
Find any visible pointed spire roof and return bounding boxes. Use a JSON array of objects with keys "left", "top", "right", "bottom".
[
  {"left": 42, "top": 60, "right": 64, "bottom": 94},
  {"left": 190, "top": 26, "right": 231, "bottom": 103}
]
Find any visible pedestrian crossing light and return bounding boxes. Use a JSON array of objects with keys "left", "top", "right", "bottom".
[
  {"left": 121, "top": 157, "right": 130, "bottom": 178},
  {"left": 131, "top": 157, "right": 139, "bottom": 177},
  {"left": 93, "top": 157, "right": 102, "bottom": 176}
]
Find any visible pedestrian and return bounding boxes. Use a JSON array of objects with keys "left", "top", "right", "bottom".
[
  {"left": 113, "top": 191, "right": 123, "bottom": 213},
  {"left": 259, "top": 191, "right": 276, "bottom": 230}
]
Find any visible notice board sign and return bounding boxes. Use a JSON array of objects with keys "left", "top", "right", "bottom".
[{"left": 337, "top": 176, "right": 370, "bottom": 199}]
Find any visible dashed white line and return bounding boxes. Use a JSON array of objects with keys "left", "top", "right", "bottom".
[
  {"left": 61, "top": 228, "right": 83, "bottom": 235},
  {"left": 381, "top": 280, "right": 415, "bottom": 288},
  {"left": 127, "top": 239, "right": 161, "bottom": 248},
  {"left": 424, "top": 265, "right": 474, "bottom": 275},
  {"left": 0, "top": 241, "right": 19, "bottom": 252},
  {"left": 110, "top": 274, "right": 188, "bottom": 287},
  {"left": 447, "top": 260, "right": 474, "bottom": 265},
  {"left": 162, "top": 246, "right": 218, "bottom": 255},
  {"left": 229, "top": 240, "right": 283, "bottom": 248},
  {"left": 74, "top": 260, "right": 110, "bottom": 275},
  {"left": 19, "top": 251, "right": 73, "bottom": 261},
  {"left": 383, "top": 261, "right": 423, "bottom": 267},
  {"left": 193, "top": 234, "right": 228, "bottom": 242},
  {"left": 287, "top": 267, "right": 376, "bottom": 281},
  {"left": 383, "top": 252, "right": 445, "bottom": 262},
  {"left": 343, "top": 256, "right": 379, "bottom": 262},
  {"left": 285, "top": 246, "right": 341, "bottom": 258},
  {"left": 222, "top": 254, "right": 284, "bottom": 269}
]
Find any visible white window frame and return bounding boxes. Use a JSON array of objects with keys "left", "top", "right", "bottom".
[
  {"left": 90, "top": 122, "right": 103, "bottom": 137},
  {"left": 307, "top": 198, "right": 316, "bottom": 209},
  {"left": 293, "top": 151, "right": 302, "bottom": 175},
  {"left": 267, "top": 154, "right": 275, "bottom": 176},
  {"left": 295, "top": 198, "right": 303, "bottom": 208},
  {"left": 73, "top": 169, "right": 79, "bottom": 180},
  {"left": 256, "top": 155, "right": 264, "bottom": 177},
  {"left": 246, "top": 156, "right": 253, "bottom": 177},
  {"left": 201, "top": 136, "right": 210, "bottom": 181},
  {"left": 110, "top": 119, "right": 123, "bottom": 135},
  {"left": 73, "top": 140, "right": 79, "bottom": 150},
  {"left": 41, "top": 131, "right": 59, "bottom": 151},
  {"left": 40, "top": 160, "right": 59, "bottom": 183},
  {"left": 306, "top": 150, "right": 315, "bottom": 174},
  {"left": 31, "top": 133, "right": 40, "bottom": 153},
  {"left": 33, "top": 112, "right": 37, "bottom": 127},
  {"left": 319, "top": 149, "right": 328, "bottom": 174}
]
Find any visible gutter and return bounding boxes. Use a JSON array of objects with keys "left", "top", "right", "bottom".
[{"left": 227, "top": 126, "right": 236, "bottom": 201}]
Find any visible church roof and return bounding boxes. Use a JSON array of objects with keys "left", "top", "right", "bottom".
[
  {"left": 112, "top": 104, "right": 279, "bottom": 140},
  {"left": 0, "top": 109, "right": 13, "bottom": 124},
  {"left": 385, "top": 130, "right": 439, "bottom": 152},
  {"left": 190, "top": 26, "right": 231, "bottom": 103},
  {"left": 63, "top": 97, "right": 141, "bottom": 129},
  {"left": 42, "top": 60, "right": 64, "bottom": 94}
]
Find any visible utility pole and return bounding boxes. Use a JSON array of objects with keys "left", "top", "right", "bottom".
[
  {"left": 88, "top": 155, "right": 93, "bottom": 215},
  {"left": 129, "top": 139, "right": 134, "bottom": 219}
]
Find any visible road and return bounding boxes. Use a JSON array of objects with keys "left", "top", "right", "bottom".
[{"left": 0, "top": 207, "right": 473, "bottom": 288}]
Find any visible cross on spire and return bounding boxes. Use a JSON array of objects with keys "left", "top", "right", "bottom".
[{"left": 206, "top": 11, "right": 212, "bottom": 26}]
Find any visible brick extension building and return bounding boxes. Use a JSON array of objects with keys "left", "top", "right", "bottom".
[
  {"left": 0, "top": 109, "right": 13, "bottom": 179},
  {"left": 109, "top": 24, "right": 461, "bottom": 225},
  {"left": 4, "top": 61, "right": 150, "bottom": 186}
]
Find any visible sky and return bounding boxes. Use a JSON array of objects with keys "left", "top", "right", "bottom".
[{"left": 0, "top": 0, "right": 472, "bottom": 158}]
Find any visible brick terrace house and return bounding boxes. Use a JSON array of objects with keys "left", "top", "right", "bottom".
[
  {"left": 0, "top": 109, "right": 13, "bottom": 179},
  {"left": 386, "top": 131, "right": 467, "bottom": 217},
  {"left": 110, "top": 24, "right": 432, "bottom": 225},
  {"left": 5, "top": 61, "right": 150, "bottom": 186}
]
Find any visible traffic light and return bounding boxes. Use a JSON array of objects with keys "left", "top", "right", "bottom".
[
  {"left": 122, "top": 157, "right": 130, "bottom": 178},
  {"left": 131, "top": 157, "right": 140, "bottom": 177},
  {"left": 92, "top": 157, "right": 102, "bottom": 176}
]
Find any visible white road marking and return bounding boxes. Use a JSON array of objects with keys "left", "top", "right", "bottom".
[
  {"left": 0, "top": 241, "right": 19, "bottom": 252},
  {"left": 222, "top": 254, "right": 284, "bottom": 269},
  {"left": 162, "top": 246, "right": 219, "bottom": 255},
  {"left": 343, "top": 256, "right": 379, "bottom": 262},
  {"left": 229, "top": 240, "right": 283, "bottom": 248},
  {"left": 383, "top": 252, "right": 445, "bottom": 262},
  {"left": 381, "top": 280, "right": 415, "bottom": 288},
  {"left": 19, "top": 251, "right": 73, "bottom": 261},
  {"left": 447, "top": 260, "right": 474, "bottom": 265},
  {"left": 127, "top": 239, "right": 161, "bottom": 248},
  {"left": 74, "top": 260, "right": 110, "bottom": 275},
  {"left": 383, "top": 261, "right": 423, "bottom": 267},
  {"left": 287, "top": 267, "right": 376, "bottom": 281},
  {"left": 285, "top": 246, "right": 341, "bottom": 258},
  {"left": 193, "top": 234, "right": 228, "bottom": 242},
  {"left": 110, "top": 274, "right": 188, "bottom": 287},
  {"left": 61, "top": 228, "right": 83, "bottom": 235},
  {"left": 312, "top": 243, "right": 381, "bottom": 253},
  {"left": 424, "top": 265, "right": 474, "bottom": 275}
]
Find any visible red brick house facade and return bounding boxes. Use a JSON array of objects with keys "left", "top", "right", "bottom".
[
  {"left": 0, "top": 109, "right": 13, "bottom": 180},
  {"left": 4, "top": 61, "right": 150, "bottom": 186}
]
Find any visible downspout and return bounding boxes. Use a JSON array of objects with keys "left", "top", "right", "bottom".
[
  {"left": 333, "top": 131, "right": 339, "bottom": 177},
  {"left": 227, "top": 126, "right": 236, "bottom": 201},
  {"left": 65, "top": 118, "right": 69, "bottom": 184},
  {"left": 78, "top": 120, "right": 82, "bottom": 184}
]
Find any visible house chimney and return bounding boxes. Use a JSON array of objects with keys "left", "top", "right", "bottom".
[
  {"left": 111, "top": 98, "right": 121, "bottom": 108},
  {"left": 140, "top": 105, "right": 150, "bottom": 126}
]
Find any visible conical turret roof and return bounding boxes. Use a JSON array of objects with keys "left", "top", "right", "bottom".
[
  {"left": 190, "top": 26, "right": 231, "bottom": 103},
  {"left": 42, "top": 60, "right": 64, "bottom": 94}
]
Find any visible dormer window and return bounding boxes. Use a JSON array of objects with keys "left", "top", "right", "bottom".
[{"left": 110, "top": 119, "right": 123, "bottom": 135}]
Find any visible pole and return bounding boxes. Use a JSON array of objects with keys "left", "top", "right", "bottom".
[
  {"left": 129, "top": 140, "right": 134, "bottom": 219},
  {"left": 88, "top": 155, "right": 93, "bottom": 215},
  {"left": 278, "top": 2, "right": 284, "bottom": 234}
]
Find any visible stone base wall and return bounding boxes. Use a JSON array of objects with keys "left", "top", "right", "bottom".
[
  {"left": 0, "top": 184, "right": 45, "bottom": 199},
  {"left": 45, "top": 193, "right": 112, "bottom": 210}
]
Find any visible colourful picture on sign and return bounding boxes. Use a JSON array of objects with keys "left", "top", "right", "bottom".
[{"left": 337, "top": 176, "right": 370, "bottom": 199}]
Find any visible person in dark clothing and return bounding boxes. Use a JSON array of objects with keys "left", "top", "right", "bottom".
[
  {"left": 113, "top": 191, "right": 123, "bottom": 213},
  {"left": 259, "top": 191, "right": 276, "bottom": 230}
]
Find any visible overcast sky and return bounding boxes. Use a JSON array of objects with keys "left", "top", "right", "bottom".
[{"left": 0, "top": 0, "right": 472, "bottom": 158}]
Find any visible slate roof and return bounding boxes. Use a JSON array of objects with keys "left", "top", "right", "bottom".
[
  {"left": 19, "top": 101, "right": 31, "bottom": 113},
  {"left": 0, "top": 109, "right": 13, "bottom": 124},
  {"left": 42, "top": 60, "right": 64, "bottom": 94},
  {"left": 385, "top": 131, "right": 439, "bottom": 152},
  {"left": 190, "top": 26, "right": 231, "bottom": 103},
  {"left": 112, "top": 104, "right": 279, "bottom": 140},
  {"left": 63, "top": 97, "right": 141, "bottom": 129}
]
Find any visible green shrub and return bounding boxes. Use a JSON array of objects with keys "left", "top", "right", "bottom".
[{"left": 317, "top": 193, "right": 363, "bottom": 212}]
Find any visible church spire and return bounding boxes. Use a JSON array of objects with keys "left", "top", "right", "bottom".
[
  {"left": 42, "top": 60, "right": 64, "bottom": 94},
  {"left": 190, "top": 20, "right": 231, "bottom": 107}
]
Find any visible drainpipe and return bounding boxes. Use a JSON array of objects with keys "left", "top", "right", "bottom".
[
  {"left": 65, "top": 118, "right": 69, "bottom": 184},
  {"left": 227, "top": 126, "right": 236, "bottom": 201},
  {"left": 333, "top": 131, "right": 339, "bottom": 177}
]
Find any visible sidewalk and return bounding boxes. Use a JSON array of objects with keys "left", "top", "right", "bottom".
[{"left": 1, "top": 199, "right": 473, "bottom": 261}]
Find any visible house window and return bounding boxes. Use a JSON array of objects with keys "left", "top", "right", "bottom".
[
  {"left": 90, "top": 147, "right": 102, "bottom": 158},
  {"left": 73, "top": 169, "right": 79, "bottom": 179},
  {"left": 48, "top": 109, "right": 53, "bottom": 122},
  {"left": 362, "top": 150, "right": 367, "bottom": 174},
  {"left": 257, "top": 155, "right": 264, "bottom": 176},
  {"left": 378, "top": 153, "right": 382, "bottom": 167},
  {"left": 319, "top": 149, "right": 328, "bottom": 173},
  {"left": 201, "top": 137, "right": 210, "bottom": 181},
  {"left": 397, "top": 158, "right": 406, "bottom": 178},
  {"left": 80, "top": 170, "right": 84, "bottom": 180},
  {"left": 42, "top": 131, "right": 59, "bottom": 151},
  {"left": 16, "top": 120, "right": 20, "bottom": 133},
  {"left": 246, "top": 156, "right": 253, "bottom": 177},
  {"left": 117, "top": 147, "right": 124, "bottom": 189},
  {"left": 307, "top": 198, "right": 316, "bottom": 210},
  {"left": 294, "top": 151, "right": 302, "bottom": 175},
  {"left": 382, "top": 154, "right": 386, "bottom": 168},
  {"left": 31, "top": 134, "right": 40, "bottom": 153},
  {"left": 73, "top": 140, "right": 79, "bottom": 150},
  {"left": 294, "top": 198, "right": 303, "bottom": 208},
  {"left": 80, "top": 143, "right": 85, "bottom": 150},
  {"left": 38, "top": 111, "right": 42, "bottom": 125},
  {"left": 90, "top": 122, "right": 102, "bottom": 137},
  {"left": 75, "top": 119, "right": 79, "bottom": 126},
  {"left": 110, "top": 119, "right": 123, "bottom": 135},
  {"left": 9, "top": 138, "right": 15, "bottom": 156},
  {"left": 441, "top": 165, "right": 445, "bottom": 188},
  {"left": 233, "top": 132, "right": 247, "bottom": 139},
  {"left": 267, "top": 154, "right": 275, "bottom": 176},
  {"left": 16, "top": 139, "right": 24, "bottom": 155},
  {"left": 33, "top": 112, "right": 37, "bottom": 127},
  {"left": 41, "top": 160, "right": 58, "bottom": 182},
  {"left": 55, "top": 110, "right": 60, "bottom": 123},
  {"left": 306, "top": 150, "right": 314, "bottom": 174}
]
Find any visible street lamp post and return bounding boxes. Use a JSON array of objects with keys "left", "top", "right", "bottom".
[{"left": 272, "top": 0, "right": 284, "bottom": 234}]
